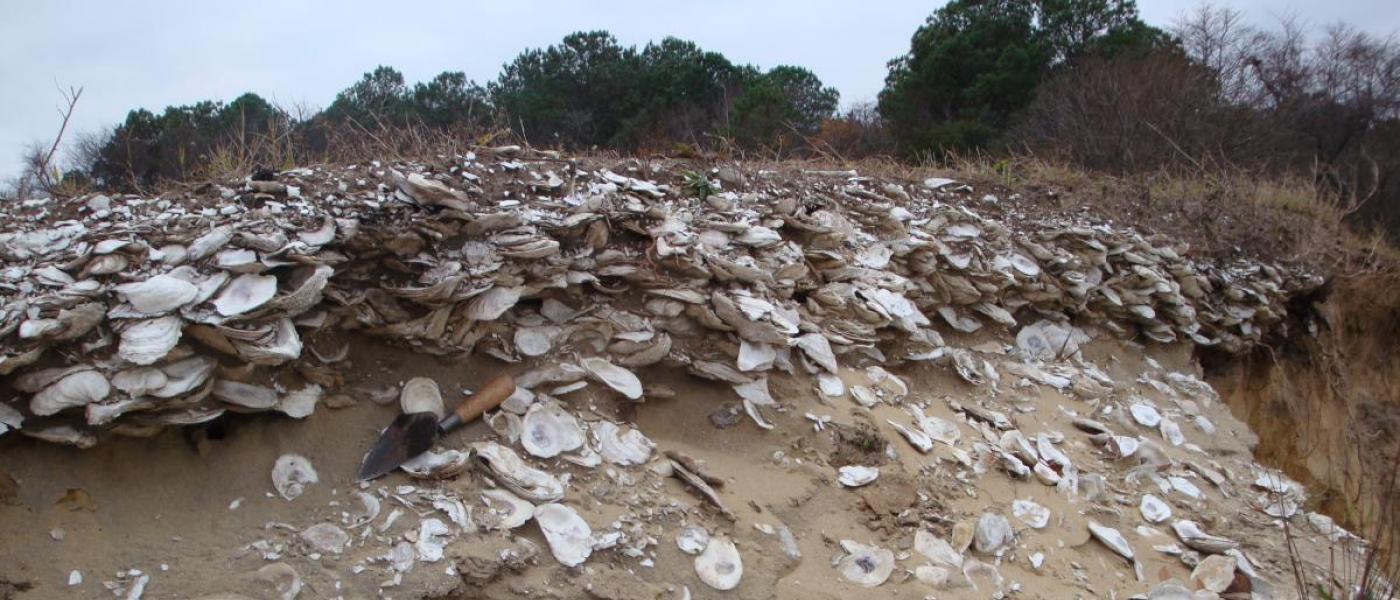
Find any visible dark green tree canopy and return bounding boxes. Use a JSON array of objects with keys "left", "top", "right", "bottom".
[
  {"left": 412, "top": 71, "right": 490, "bottom": 128},
  {"left": 83, "top": 30, "right": 842, "bottom": 190},
  {"left": 878, "top": 0, "right": 1167, "bottom": 155},
  {"left": 325, "top": 65, "right": 412, "bottom": 125},
  {"left": 490, "top": 31, "right": 644, "bottom": 148}
]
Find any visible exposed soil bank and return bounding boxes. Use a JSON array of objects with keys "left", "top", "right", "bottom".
[{"left": 1203, "top": 276, "right": 1400, "bottom": 565}]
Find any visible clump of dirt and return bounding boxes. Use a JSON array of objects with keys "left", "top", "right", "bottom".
[{"left": 827, "top": 422, "right": 889, "bottom": 468}]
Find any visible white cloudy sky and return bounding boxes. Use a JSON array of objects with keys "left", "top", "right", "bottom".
[{"left": 2, "top": 0, "right": 1397, "bottom": 180}]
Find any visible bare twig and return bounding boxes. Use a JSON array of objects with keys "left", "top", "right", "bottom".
[{"left": 37, "top": 83, "right": 84, "bottom": 192}]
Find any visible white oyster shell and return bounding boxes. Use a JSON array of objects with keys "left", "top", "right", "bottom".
[
  {"left": 695, "top": 535, "right": 743, "bottom": 591},
  {"left": 118, "top": 316, "right": 183, "bottom": 365},
  {"left": 213, "top": 273, "right": 278, "bottom": 316},
  {"left": 836, "top": 540, "right": 894, "bottom": 587},
  {"left": 580, "top": 357, "right": 642, "bottom": 400},
  {"left": 592, "top": 420, "right": 655, "bottom": 466},
  {"left": 677, "top": 526, "right": 710, "bottom": 555},
  {"left": 1130, "top": 402, "right": 1162, "bottom": 428},
  {"left": 472, "top": 441, "right": 564, "bottom": 502},
  {"left": 535, "top": 503, "right": 592, "bottom": 567},
  {"left": 300, "top": 523, "right": 349, "bottom": 554},
  {"left": 479, "top": 488, "right": 534, "bottom": 530},
  {"left": 115, "top": 274, "right": 198, "bottom": 315},
  {"left": 399, "top": 377, "right": 444, "bottom": 417},
  {"left": 271, "top": 454, "right": 318, "bottom": 500},
  {"left": 1140, "top": 494, "right": 1172, "bottom": 523},
  {"left": 514, "top": 326, "right": 561, "bottom": 357},
  {"left": 973, "top": 512, "right": 1013, "bottom": 555},
  {"left": 1088, "top": 521, "right": 1134, "bottom": 561},
  {"left": 401, "top": 449, "right": 470, "bottom": 479},
  {"left": 1012, "top": 499, "right": 1051, "bottom": 529},
  {"left": 30, "top": 370, "right": 110, "bottom": 416},
  {"left": 520, "top": 401, "right": 585, "bottom": 458},
  {"left": 213, "top": 380, "right": 278, "bottom": 411},
  {"left": 838, "top": 465, "right": 879, "bottom": 487},
  {"left": 914, "top": 529, "right": 963, "bottom": 568}
]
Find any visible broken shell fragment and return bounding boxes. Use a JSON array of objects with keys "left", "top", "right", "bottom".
[
  {"left": 271, "top": 454, "right": 319, "bottom": 500},
  {"left": 835, "top": 540, "right": 894, "bottom": 587},
  {"left": 973, "top": 513, "right": 1013, "bottom": 555},
  {"left": 479, "top": 488, "right": 534, "bottom": 530},
  {"left": 838, "top": 465, "right": 879, "bottom": 487},
  {"left": 592, "top": 420, "right": 655, "bottom": 465},
  {"left": 695, "top": 535, "right": 743, "bottom": 591},
  {"left": 1172, "top": 520, "right": 1239, "bottom": 554},
  {"left": 535, "top": 503, "right": 592, "bottom": 567},
  {"left": 300, "top": 523, "right": 349, "bottom": 554},
  {"left": 677, "top": 526, "right": 710, "bottom": 555},
  {"left": 1012, "top": 499, "right": 1051, "bottom": 529},
  {"left": 915, "top": 529, "right": 963, "bottom": 568},
  {"left": 1088, "top": 521, "right": 1135, "bottom": 562},
  {"left": 400, "top": 449, "right": 470, "bottom": 479}
]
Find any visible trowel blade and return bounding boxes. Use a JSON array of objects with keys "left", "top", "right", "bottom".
[{"left": 356, "top": 412, "right": 439, "bottom": 481}]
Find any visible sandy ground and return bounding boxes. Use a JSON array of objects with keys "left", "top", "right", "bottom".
[{"left": 0, "top": 331, "right": 1349, "bottom": 599}]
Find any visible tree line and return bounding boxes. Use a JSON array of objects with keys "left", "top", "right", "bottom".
[{"left": 12, "top": 1, "right": 1400, "bottom": 238}]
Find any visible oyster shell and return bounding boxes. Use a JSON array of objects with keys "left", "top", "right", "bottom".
[
  {"left": 401, "top": 449, "right": 470, "bottom": 479},
  {"left": 835, "top": 540, "right": 894, "bottom": 587},
  {"left": 399, "top": 377, "right": 445, "bottom": 417},
  {"left": 213, "top": 380, "right": 279, "bottom": 411},
  {"left": 30, "top": 370, "right": 110, "bottom": 416},
  {"left": 838, "top": 465, "right": 880, "bottom": 487},
  {"left": 695, "top": 535, "right": 743, "bottom": 591},
  {"left": 1171, "top": 520, "right": 1239, "bottom": 554},
  {"left": 580, "top": 357, "right": 642, "bottom": 400},
  {"left": 479, "top": 488, "right": 534, "bottom": 530},
  {"left": 1087, "top": 521, "right": 1134, "bottom": 562},
  {"left": 1140, "top": 494, "right": 1172, "bottom": 523},
  {"left": 213, "top": 273, "right": 278, "bottom": 316},
  {"left": 115, "top": 274, "right": 199, "bottom": 315},
  {"left": 271, "top": 454, "right": 318, "bottom": 500},
  {"left": 118, "top": 316, "right": 183, "bottom": 365},
  {"left": 1012, "top": 499, "right": 1050, "bottom": 529},
  {"left": 592, "top": 420, "right": 655, "bottom": 465},
  {"left": 300, "top": 523, "right": 349, "bottom": 554},
  {"left": 535, "top": 503, "right": 592, "bottom": 567},
  {"left": 915, "top": 529, "right": 963, "bottom": 568},
  {"left": 677, "top": 526, "right": 710, "bottom": 555},
  {"left": 521, "top": 401, "right": 585, "bottom": 458},
  {"left": 973, "top": 512, "right": 1012, "bottom": 555},
  {"left": 473, "top": 441, "right": 564, "bottom": 502}
]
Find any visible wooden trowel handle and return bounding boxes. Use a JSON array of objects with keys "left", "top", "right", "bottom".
[{"left": 439, "top": 375, "right": 515, "bottom": 433}]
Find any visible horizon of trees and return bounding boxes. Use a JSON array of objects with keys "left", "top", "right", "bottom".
[{"left": 8, "top": 1, "right": 1400, "bottom": 239}]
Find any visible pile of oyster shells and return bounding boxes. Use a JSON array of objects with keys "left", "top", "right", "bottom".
[{"left": 0, "top": 149, "right": 1321, "bottom": 448}]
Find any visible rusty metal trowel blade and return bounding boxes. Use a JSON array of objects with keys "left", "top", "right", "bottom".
[{"left": 356, "top": 412, "right": 439, "bottom": 481}]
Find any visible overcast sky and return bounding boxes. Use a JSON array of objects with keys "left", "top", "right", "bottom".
[{"left": 2, "top": 0, "right": 1397, "bottom": 181}]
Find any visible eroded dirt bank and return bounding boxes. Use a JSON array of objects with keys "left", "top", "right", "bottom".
[{"left": 1204, "top": 275, "right": 1400, "bottom": 574}]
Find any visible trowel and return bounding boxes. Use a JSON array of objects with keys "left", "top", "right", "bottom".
[{"left": 357, "top": 374, "right": 515, "bottom": 481}]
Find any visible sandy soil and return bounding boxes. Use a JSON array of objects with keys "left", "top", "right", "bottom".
[{"left": 0, "top": 326, "right": 1352, "bottom": 600}]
